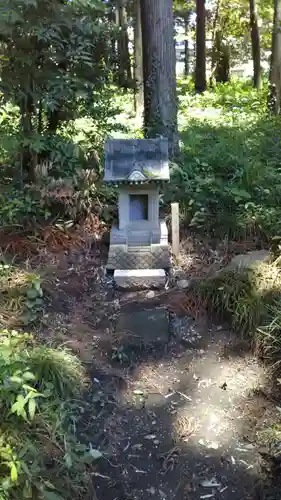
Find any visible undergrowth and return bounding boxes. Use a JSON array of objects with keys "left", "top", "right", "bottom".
[
  {"left": 0, "top": 263, "right": 44, "bottom": 328},
  {"left": 166, "top": 78, "right": 281, "bottom": 239},
  {"left": 196, "top": 259, "right": 281, "bottom": 368},
  {"left": 3, "top": 78, "right": 281, "bottom": 244},
  {"left": 195, "top": 256, "right": 281, "bottom": 458},
  {"left": 0, "top": 329, "right": 100, "bottom": 500}
]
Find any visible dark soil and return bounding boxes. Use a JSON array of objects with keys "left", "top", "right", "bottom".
[{"left": 40, "top": 238, "right": 281, "bottom": 500}]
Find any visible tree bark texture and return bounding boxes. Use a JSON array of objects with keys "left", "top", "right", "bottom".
[
  {"left": 195, "top": 0, "right": 206, "bottom": 93},
  {"left": 184, "top": 9, "right": 192, "bottom": 77},
  {"left": 249, "top": 0, "right": 262, "bottom": 89},
  {"left": 214, "top": 31, "right": 230, "bottom": 83},
  {"left": 134, "top": 0, "right": 143, "bottom": 120},
  {"left": 269, "top": 0, "right": 281, "bottom": 113},
  {"left": 210, "top": 0, "right": 220, "bottom": 86},
  {"left": 116, "top": 0, "right": 132, "bottom": 88},
  {"left": 140, "top": 0, "right": 179, "bottom": 159}
]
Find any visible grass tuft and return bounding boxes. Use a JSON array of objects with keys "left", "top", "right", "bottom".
[
  {"left": 27, "top": 345, "right": 86, "bottom": 399},
  {"left": 0, "top": 329, "right": 95, "bottom": 500},
  {"left": 197, "top": 260, "right": 281, "bottom": 375}
]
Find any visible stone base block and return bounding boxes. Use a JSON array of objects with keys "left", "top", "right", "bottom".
[
  {"left": 106, "top": 244, "right": 171, "bottom": 270},
  {"left": 114, "top": 268, "right": 166, "bottom": 289}
]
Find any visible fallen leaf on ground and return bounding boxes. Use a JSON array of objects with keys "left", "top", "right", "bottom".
[
  {"left": 144, "top": 434, "right": 157, "bottom": 440},
  {"left": 199, "top": 439, "right": 219, "bottom": 449},
  {"left": 89, "top": 448, "right": 103, "bottom": 459},
  {"left": 201, "top": 478, "right": 221, "bottom": 488}
]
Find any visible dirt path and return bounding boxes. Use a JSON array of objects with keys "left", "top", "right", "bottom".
[
  {"left": 41, "top": 246, "right": 279, "bottom": 500},
  {"left": 91, "top": 303, "right": 273, "bottom": 500}
]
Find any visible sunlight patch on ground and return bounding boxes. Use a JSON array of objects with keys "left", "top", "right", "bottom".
[
  {"left": 125, "top": 343, "right": 265, "bottom": 451},
  {"left": 177, "top": 355, "right": 264, "bottom": 447}
]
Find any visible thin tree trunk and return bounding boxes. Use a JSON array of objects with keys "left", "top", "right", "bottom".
[
  {"left": 195, "top": 0, "right": 206, "bottom": 93},
  {"left": 47, "top": 60, "right": 67, "bottom": 133},
  {"left": 134, "top": 0, "right": 143, "bottom": 120},
  {"left": 269, "top": 0, "right": 281, "bottom": 113},
  {"left": 116, "top": 0, "right": 132, "bottom": 88},
  {"left": 214, "top": 32, "right": 230, "bottom": 83},
  {"left": 20, "top": 77, "right": 36, "bottom": 181},
  {"left": 249, "top": 0, "right": 262, "bottom": 89},
  {"left": 38, "top": 100, "right": 43, "bottom": 135},
  {"left": 141, "top": 0, "right": 179, "bottom": 159},
  {"left": 108, "top": 6, "right": 118, "bottom": 82},
  {"left": 210, "top": 0, "right": 220, "bottom": 86},
  {"left": 184, "top": 9, "right": 192, "bottom": 77}
]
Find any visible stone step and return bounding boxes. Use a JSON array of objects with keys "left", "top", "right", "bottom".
[
  {"left": 127, "top": 246, "right": 151, "bottom": 253},
  {"left": 114, "top": 268, "right": 166, "bottom": 288},
  {"left": 115, "top": 307, "right": 169, "bottom": 347}
]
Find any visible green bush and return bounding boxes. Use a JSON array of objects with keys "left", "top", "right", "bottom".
[
  {"left": 0, "top": 264, "right": 44, "bottom": 328},
  {"left": 0, "top": 188, "right": 50, "bottom": 229},
  {"left": 0, "top": 85, "right": 129, "bottom": 230},
  {"left": 167, "top": 79, "right": 281, "bottom": 239},
  {"left": 0, "top": 329, "right": 99, "bottom": 500}
]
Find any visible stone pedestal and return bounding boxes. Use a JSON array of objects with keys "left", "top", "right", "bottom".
[{"left": 103, "top": 138, "right": 171, "bottom": 288}]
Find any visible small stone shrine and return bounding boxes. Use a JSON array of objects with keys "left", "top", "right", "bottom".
[{"left": 104, "top": 137, "right": 171, "bottom": 286}]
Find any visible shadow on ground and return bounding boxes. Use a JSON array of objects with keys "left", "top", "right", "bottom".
[{"left": 38, "top": 246, "right": 281, "bottom": 500}]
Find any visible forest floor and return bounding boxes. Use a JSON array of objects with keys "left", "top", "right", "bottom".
[{"left": 36, "top": 234, "right": 281, "bottom": 500}]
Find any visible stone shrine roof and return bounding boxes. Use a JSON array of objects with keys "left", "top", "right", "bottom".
[{"left": 104, "top": 137, "right": 169, "bottom": 184}]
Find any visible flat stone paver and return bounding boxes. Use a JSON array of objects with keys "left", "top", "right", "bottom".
[{"left": 115, "top": 307, "right": 169, "bottom": 347}]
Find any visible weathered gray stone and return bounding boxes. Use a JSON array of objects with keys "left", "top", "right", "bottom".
[
  {"left": 104, "top": 138, "right": 171, "bottom": 275},
  {"left": 224, "top": 250, "right": 270, "bottom": 272},
  {"left": 177, "top": 279, "right": 191, "bottom": 289},
  {"left": 104, "top": 138, "right": 169, "bottom": 184},
  {"left": 114, "top": 269, "right": 166, "bottom": 289},
  {"left": 115, "top": 307, "right": 169, "bottom": 347},
  {"left": 107, "top": 243, "right": 170, "bottom": 270}
]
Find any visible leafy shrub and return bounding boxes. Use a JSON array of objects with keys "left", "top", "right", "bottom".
[
  {"left": 0, "top": 264, "right": 44, "bottom": 327},
  {"left": 0, "top": 187, "right": 51, "bottom": 228},
  {"left": 168, "top": 79, "right": 281, "bottom": 238},
  {"left": 0, "top": 98, "right": 21, "bottom": 165},
  {"left": 0, "top": 329, "right": 98, "bottom": 500},
  {"left": 177, "top": 77, "right": 268, "bottom": 114},
  {"left": 32, "top": 162, "right": 116, "bottom": 223}
]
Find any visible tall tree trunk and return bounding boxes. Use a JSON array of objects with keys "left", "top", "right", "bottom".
[
  {"left": 210, "top": 0, "right": 220, "bottom": 87},
  {"left": 214, "top": 32, "right": 230, "bottom": 83},
  {"left": 249, "top": 0, "right": 262, "bottom": 89},
  {"left": 116, "top": 0, "right": 132, "bottom": 88},
  {"left": 195, "top": 0, "right": 206, "bottom": 93},
  {"left": 134, "top": 0, "right": 143, "bottom": 120},
  {"left": 47, "top": 60, "right": 67, "bottom": 133},
  {"left": 108, "top": 5, "right": 118, "bottom": 82},
  {"left": 269, "top": 0, "right": 281, "bottom": 113},
  {"left": 20, "top": 78, "right": 36, "bottom": 182},
  {"left": 184, "top": 9, "right": 192, "bottom": 77},
  {"left": 141, "top": 0, "right": 179, "bottom": 159}
]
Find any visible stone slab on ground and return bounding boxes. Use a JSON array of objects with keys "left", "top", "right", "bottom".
[
  {"left": 224, "top": 250, "right": 270, "bottom": 272},
  {"left": 115, "top": 307, "right": 169, "bottom": 347},
  {"left": 114, "top": 268, "right": 166, "bottom": 289}
]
